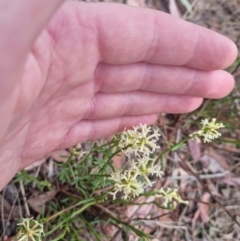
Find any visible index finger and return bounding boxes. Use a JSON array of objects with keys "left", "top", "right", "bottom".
[{"left": 92, "top": 2, "right": 237, "bottom": 70}]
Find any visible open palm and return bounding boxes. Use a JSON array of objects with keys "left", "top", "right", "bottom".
[{"left": 0, "top": 1, "right": 237, "bottom": 190}]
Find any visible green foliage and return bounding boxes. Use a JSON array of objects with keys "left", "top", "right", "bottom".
[
  {"left": 55, "top": 142, "right": 117, "bottom": 198},
  {"left": 13, "top": 118, "right": 225, "bottom": 240},
  {"left": 15, "top": 170, "right": 52, "bottom": 191}
]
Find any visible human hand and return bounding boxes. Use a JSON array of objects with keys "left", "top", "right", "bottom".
[{"left": 0, "top": 1, "right": 237, "bottom": 190}]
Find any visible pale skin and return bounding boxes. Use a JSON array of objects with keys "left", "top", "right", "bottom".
[{"left": 0, "top": 0, "right": 237, "bottom": 190}]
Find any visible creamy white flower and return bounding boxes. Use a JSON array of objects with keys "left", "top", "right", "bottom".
[
  {"left": 190, "top": 118, "right": 224, "bottom": 143},
  {"left": 110, "top": 124, "right": 163, "bottom": 200},
  {"left": 72, "top": 143, "right": 87, "bottom": 159},
  {"left": 17, "top": 218, "right": 44, "bottom": 241},
  {"left": 156, "top": 188, "right": 188, "bottom": 208},
  {"left": 118, "top": 124, "right": 160, "bottom": 156},
  {"left": 131, "top": 156, "right": 163, "bottom": 186},
  {"left": 109, "top": 169, "right": 144, "bottom": 200}
]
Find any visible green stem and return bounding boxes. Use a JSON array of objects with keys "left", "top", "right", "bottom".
[
  {"left": 155, "top": 137, "right": 191, "bottom": 170},
  {"left": 98, "top": 148, "right": 123, "bottom": 174},
  {"left": 43, "top": 198, "right": 95, "bottom": 223}
]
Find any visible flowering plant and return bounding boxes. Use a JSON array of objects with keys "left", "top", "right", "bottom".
[
  {"left": 16, "top": 218, "right": 44, "bottom": 241},
  {"left": 118, "top": 123, "right": 160, "bottom": 156},
  {"left": 190, "top": 118, "right": 224, "bottom": 143}
]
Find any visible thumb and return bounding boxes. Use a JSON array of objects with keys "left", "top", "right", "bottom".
[{"left": 0, "top": 0, "right": 65, "bottom": 140}]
